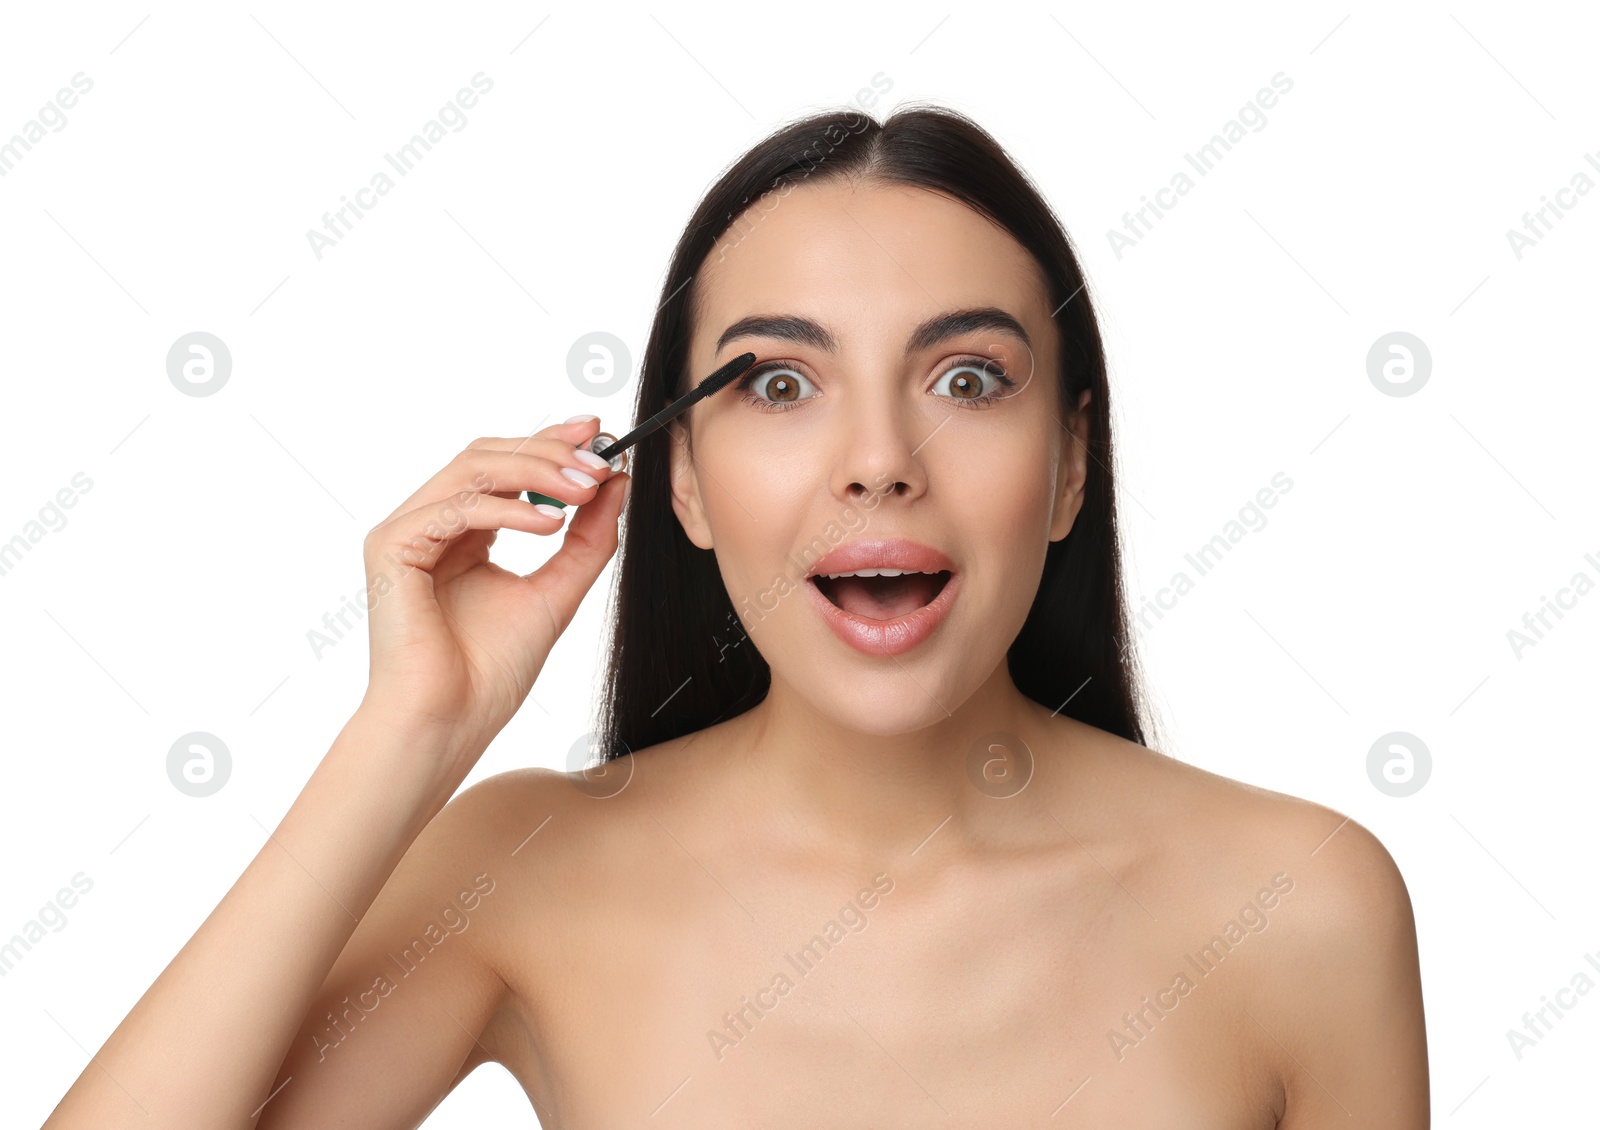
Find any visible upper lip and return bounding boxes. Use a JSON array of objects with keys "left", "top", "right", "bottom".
[{"left": 805, "top": 538, "right": 956, "bottom": 579}]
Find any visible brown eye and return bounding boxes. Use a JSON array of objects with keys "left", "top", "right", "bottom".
[
  {"left": 737, "top": 363, "right": 818, "bottom": 411},
  {"left": 948, "top": 371, "right": 983, "bottom": 399},
  {"left": 766, "top": 373, "right": 801, "bottom": 401},
  {"left": 933, "top": 359, "right": 1011, "bottom": 405}
]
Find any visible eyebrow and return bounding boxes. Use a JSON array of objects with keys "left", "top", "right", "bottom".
[{"left": 715, "top": 306, "right": 1032, "bottom": 356}]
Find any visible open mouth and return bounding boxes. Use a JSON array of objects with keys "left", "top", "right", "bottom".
[{"left": 809, "top": 570, "right": 953, "bottom": 622}]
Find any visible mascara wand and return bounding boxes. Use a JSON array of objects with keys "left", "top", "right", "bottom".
[{"left": 526, "top": 351, "right": 758, "bottom": 508}]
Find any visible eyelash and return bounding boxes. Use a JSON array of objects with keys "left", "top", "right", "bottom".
[{"left": 733, "top": 357, "right": 1017, "bottom": 414}]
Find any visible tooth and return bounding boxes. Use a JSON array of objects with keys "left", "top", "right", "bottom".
[{"left": 819, "top": 568, "right": 941, "bottom": 579}]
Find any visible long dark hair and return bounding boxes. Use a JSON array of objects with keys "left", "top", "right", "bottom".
[{"left": 592, "top": 101, "right": 1154, "bottom": 761}]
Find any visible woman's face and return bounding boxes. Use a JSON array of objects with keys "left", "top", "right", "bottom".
[{"left": 668, "top": 177, "right": 1091, "bottom": 735}]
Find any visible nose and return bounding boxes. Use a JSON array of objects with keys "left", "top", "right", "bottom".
[{"left": 827, "top": 377, "right": 929, "bottom": 508}]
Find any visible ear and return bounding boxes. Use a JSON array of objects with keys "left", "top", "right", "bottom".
[
  {"left": 1049, "top": 388, "right": 1093, "bottom": 543},
  {"left": 666, "top": 415, "right": 715, "bottom": 550}
]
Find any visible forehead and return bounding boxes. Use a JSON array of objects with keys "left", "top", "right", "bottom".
[{"left": 692, "top": 178, "right": 1050, "bottom": 354}]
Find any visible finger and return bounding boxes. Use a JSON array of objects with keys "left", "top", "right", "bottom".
[
  {"left": 451, "top": 448, "right": 616, "bottom": 508},
  {"left": 471, "top": 449, "right": 617, "bottom": 504},
  {"left": 470, "top": 413, "right": 603, "bottom": 457},
  {"left": 378, "top": 432, "right": 613, "bottom": 528},
  {"left": 366, "top": 490, "right": 571, "bottom": 578},
  {"left": 519, "top": 470, "right": 630, "bottom": 634},
  {"left": 429, "top": 524, "right": 495, "bottom": 588}
]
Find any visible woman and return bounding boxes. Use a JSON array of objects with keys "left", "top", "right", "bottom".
[{"left": 45, "top": 104, "right": 1428, "bottom": 1128}]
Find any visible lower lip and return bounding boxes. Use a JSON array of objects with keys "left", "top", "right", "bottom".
[{"left": 802, "top": 571, "right": 961, "bottom": 657}]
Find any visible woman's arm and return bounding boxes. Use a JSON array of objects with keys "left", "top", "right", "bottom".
[
  {"left": 1262, "top": 811, "right": 1429, "bottom": 1129},
  {"left": 254, "top": 752, "right": 523, "bottom": 1128},
  {"left": 41, "top": 708, "right": 479, "bottom": 1129},
  {"left": 41, "top": 416, "right": 627, "bottom": 1128}
]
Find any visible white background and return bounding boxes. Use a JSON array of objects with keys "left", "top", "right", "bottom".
[{"left": 2, "top": 1, "right": 1595, "bottom": 1124}]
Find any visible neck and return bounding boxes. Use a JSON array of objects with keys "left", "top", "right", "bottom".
[{"left": 721, "top": 663, "right": 1068, "bottom": 863}]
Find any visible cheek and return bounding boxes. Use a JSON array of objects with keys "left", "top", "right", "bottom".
[
  {"left": 695, "top": 408, "right": 829, "bottom": 535},
  {"left": 961, "top": 444, "right": 1059, "bottom": 551},
  {"left": 703, "top": 501, "right": 770, "bottom": 597},
  {"left": 696, "top": 455, "right": 811, "bottom": 603}
]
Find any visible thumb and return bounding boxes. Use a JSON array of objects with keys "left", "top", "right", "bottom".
[{"left": 520, "top": 470, "right": 630, "bottom": 631}]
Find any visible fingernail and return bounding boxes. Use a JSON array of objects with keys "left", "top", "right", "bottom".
[
  {"left": 573, "top": 448, "right": 611, "bottom": 472},
  {"left": 564, "top": 413, "right": 599, "bottom": 424},
  {"left": 533, "top": 503, "right": 565, "bottom": 519},
  {"left": 561, "top": 466, "right": 598, "bottom": 489}
]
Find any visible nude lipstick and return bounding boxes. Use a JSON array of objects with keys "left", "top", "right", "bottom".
[{"left": 801, "top": 538, "right": 960, "bottom": 657}]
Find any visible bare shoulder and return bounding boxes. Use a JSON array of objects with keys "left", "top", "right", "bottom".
[
  {"left": 439, "top": 764, "right": 641, "bottom": 890},
  {"left": 439, "top": 748, "right": 699, "bottom": 939},
  {"left": 1129, "top": 734, "right": 1415, "bottom": 943},
  {"left": 443, "top": 764, "right": 585, "bottom": 853},
  {"left": 1063, "top": 725, "right": 1427, "bottom": 1125},
  {"left": 1061, "top": 720, "right": 1410, "bottom": 896},
  {"left": 452, "top": 737, "right": 696, "bottom": 856},
  {"left": 425, "top": 764, "right": 631, "bottom": 1077},
  {"left": 415, "top": 768, "right": 615, "bottom": 950},
  {"left": 1234, "top": 797, "right": 1428, "bottom": 1126}
]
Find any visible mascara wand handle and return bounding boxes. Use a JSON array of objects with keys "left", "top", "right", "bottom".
[
  {"left": 591, "top": 350, "right": 757, "bottom": 463},
  {"left": 525, "top": 351, "right": 757, "bottom": 509}
]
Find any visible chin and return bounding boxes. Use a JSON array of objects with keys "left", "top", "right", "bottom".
[{"left": 793, "top": 667, "right": 979, "bottom": 738}]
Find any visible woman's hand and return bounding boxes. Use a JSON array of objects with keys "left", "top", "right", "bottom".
[{"left": 358, "top": 415, "right": 627, "bottom": 770}]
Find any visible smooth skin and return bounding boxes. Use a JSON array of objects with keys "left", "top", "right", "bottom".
[{"left": 42, "top": 179, "right": 1427, "bottom": 1129}]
